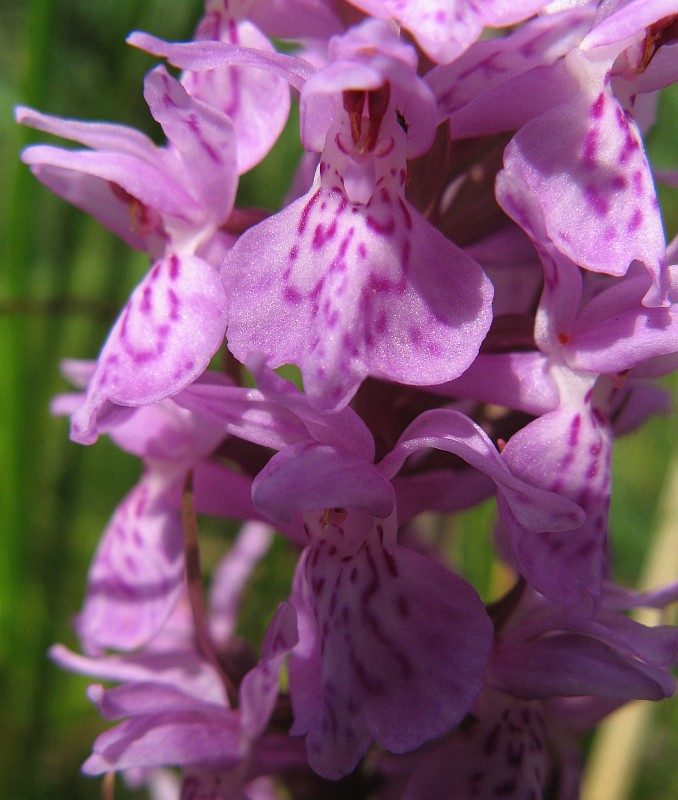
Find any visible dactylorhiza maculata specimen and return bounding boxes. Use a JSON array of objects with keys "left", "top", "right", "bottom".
[{"left": 16, "top": 0, "right": 678, "bottom": 797}]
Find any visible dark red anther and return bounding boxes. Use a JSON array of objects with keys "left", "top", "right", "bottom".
[
  {"left": 343, "top": 89, "right": 366, "bottom": 146},
  {"left": 365, "top": 83, "right": 391, "bottom": 151},
  {"left": 342, "top": 83, "right": 392, "bottom": 153}
]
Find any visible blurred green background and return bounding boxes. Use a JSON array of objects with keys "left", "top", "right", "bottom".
[{"left": 1, "top": 2, "right": 678, "bottom": 798}]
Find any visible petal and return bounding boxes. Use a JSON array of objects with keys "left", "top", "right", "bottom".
[
  {"left": 83, "top": 709, "right": 243, "bottom": 774},
  {"left": 432, "top": 351, "right": 559, "bottom": 416},
  {"left": 497, "top": 61, "right": 667, "bottom": 305},
  {"left": 208, "top": 522, "right": 274, "bottom": 649},
  {"left": 499, "top": 400, "right": 612, "bottom": 609},
  {"left": 428, "top": 7, "right": 592, "bottom": 137},
  {"left": 16, "top": 105, "right": 158, "bottom": 159},
  {"left": 402, "top": 693, "right": 550, "bottom": 800},
  {"left": 349, "top": 0, "right": 550, "bottom": 64},
  {"left": 221, "top": 171, "right": 493, "bottom": 412},
  {"left": 76, "top": 480, "right": 185, "bottom": 654},
  {"left": 50, "top": 641, "right": 226, "bottom": 707},
  {"left": 251, "top": 442, "right": 395, "bottom": 524},
  {"left": 379, "top": 408, "right": 585, "bottom": 532},
  {"left": 127, "top": 32, "right": 314, "bottom": 93},
  {"left": 239, "top": 602, "right": 299, "bottom": 738},
  {"left": 288, "top": 527, "right": 492, "bottom": 778},
  {"left": 144, "top": 66, "right": 237, "bottom": 225},
  {"left": 182, "top": 19, "right": 290, "bottom": 174},
  {"left": 71, "top": 254, "right": 227, "bottom": 444},
  {"left": 489, "top": 633, "right": 674, "bottom": 701}
]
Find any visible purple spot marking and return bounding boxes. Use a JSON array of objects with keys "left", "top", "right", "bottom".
[
  {"left": 569, "top": 414, "right": 581, "bottom": 447},
  {"left": 366, "top": 214, "right": 396, "bottom": 236},
  {"left": 619, "top": 131, "right": 640, "bottom": 165},
  {"left": 168, "top": 255, "right": 180, "bottom": 281},
  {"left": 583, "top": 130, "right": 597, "bottom": 167},
  {"left": 188, "top": 114, "right": 222, "bottom": 165},
  {"left": 313, "top": 219, "right": 337, "bottom": 249},
  {"left": 298, "top": 190, "right": 320, "bottom": 234},
  {"left": 585, "top": 184, "right": 609, "bottom": 216},
  {"left": 283, "top": 285, "right": 302, "bottom": 304},
  {"left": 591, "top": 93, "right": 605, "bottom": 119},
  {"left": 168, "top": 289, "right": 180, "bottom": 321},
  {"left": 140, "top": 286, "right": 152, "bottom": 313},
  {"left": 409, "top": 326, "right": 422, "bottom": 346},
  {"left": 627, "top": 208, "right": 643, "bottom": 232}
]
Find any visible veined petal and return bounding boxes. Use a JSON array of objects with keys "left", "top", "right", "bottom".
[
  {"left": 16, "top": 105, "right": 158, "bottom": 159},
  {"left": 20, "top": 146, "right": 189, "bottom": 252},
  {"left": 402, "top": 692, "right": 550, "bottom": 800},
  {"left": 489, "top": 633, "right": 675, "bottom": 701},
  {"left": 76, "top": 480, "right": 185, "bottom": 654},
  {"left": 182, "top": 18, "right": 290, "bottom": 174},
  {"left": 221, "top": 170, "right": 493, "bottom": 412},
  {"left": 71, "top": 254, "right": 227, "bottom": 445},
  {"left": 497, "top": 57, "right": 667, "bottom": 306},
  {"left": 127, "top": 32, "right": 314, "bottom": 93},
  {"left": 82, "top": 709, "right": 243, "bottom": 774},
  {"left": 144, "top": 66, "right": 237, "bottom": 226},
  {"left": 239, "top": 602, "right": 299, "bottom": 739},
  {"left": 252, "top": 442, "right": 395, "bottom": 524},
  {"left": 499, "top": 399, "right": 612, "bottom": 610},
  {"left": 288, "top": 527, "right": 492, "bottom": 778},
  {"left": 348, "top": 0, "right": 550, "bottom": 64},
  {"left": 428, "top": 7, "right": 592, "bottom": 136},
  {"left": 379, "top": 408, "right": 584, "bottom": 532}
]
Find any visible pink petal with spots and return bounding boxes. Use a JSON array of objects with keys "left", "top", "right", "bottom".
[
  {"left": 221, "top": 174, "right": 493, "bottom": 412},
  {"left": 428, "top": 7, "right": 592, "bottom": 137},
  {"left": 288, "top": 526, "right": 492, "bottom": 778},
  {"left": 497, "top": 70, "right": 667, "bottom": 305},
  {"left": 499, "top": 402, "right": 612, "bottom": 610},
  {"left": 402, "top": 692, "right": 550, "bottom": 800},
  {"left": 181, "top": 18, "right": 290, "bottom": 174},
  {"left": 76, "top": 480, "right": 185, "bottom": 654},
  {"left": 71, "top": 254, "right": 228, "bottom": 445}
]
